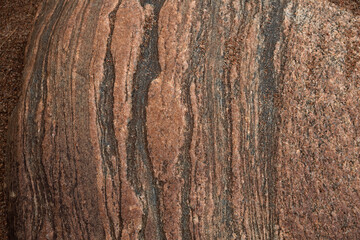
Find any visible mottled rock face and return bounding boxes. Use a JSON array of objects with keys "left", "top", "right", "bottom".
[
  {"left": 277, "top": 1, "right": 360, "bottom": 239},
  {"left": 0, "top": 1, "right": 41, "bottom": 239},
  {"left": 6, "top": 0, "right": 360, "bottom": 239}
]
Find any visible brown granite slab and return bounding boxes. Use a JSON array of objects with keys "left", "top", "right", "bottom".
[{"left": 4, "top": 0, "right": 360, "bottom": 239}]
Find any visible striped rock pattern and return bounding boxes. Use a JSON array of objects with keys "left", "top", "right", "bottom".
[{"left": 6, "top": 0, "right": 360, "bottom": 239}]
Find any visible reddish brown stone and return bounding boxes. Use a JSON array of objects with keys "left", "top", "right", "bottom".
[
  {"left": 0, "top": 1, "right": 41, "bottom": 239},
  {"left": 5, "top": 0, "right": 360, "bottom": 239}
]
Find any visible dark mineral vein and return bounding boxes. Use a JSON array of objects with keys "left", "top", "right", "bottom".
[
  {"left": 99, "top": 1, "right": 123, "bottom": 239},
  {"left": 126, "top": 1, "right": 166, "bottom": 239},
  {"left": 258, "top": 0, "right": 285, "bottom": 238}
]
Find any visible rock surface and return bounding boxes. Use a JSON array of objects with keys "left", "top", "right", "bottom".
[
  {"left": 6, "top": 0, "right": 360, "bottom": 239},
  {"left": 0, "top": 0, "right": 40, "bottom": 239}
]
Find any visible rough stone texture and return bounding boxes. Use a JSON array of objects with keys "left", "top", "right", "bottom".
[
  {"left": 277, "top": 2, "right": 360, "bottom": 239},
  {"left": 0, "top": 1, "right": 40, "bottom": 239},
  {"left": 6, "top": 0, "right": 360, "bottom": 239}
]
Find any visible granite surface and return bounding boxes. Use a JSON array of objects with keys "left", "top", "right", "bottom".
[
  {"left": 0, "top": 1, "right": 40, "bottom": 239},
  {"left": 5, "top": 0, "right": 360, "bottom": 239}
]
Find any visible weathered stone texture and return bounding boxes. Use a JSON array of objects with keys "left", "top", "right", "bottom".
[
  {"left": 0, "top": 1, "right": 41, "bottom": 239},
  {"left": 6, "top": 0, "right": 360, "bottom": 239},
  {"left": 277, "top": 1, "right": 360, "bottom": 239}
]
